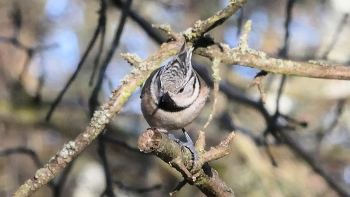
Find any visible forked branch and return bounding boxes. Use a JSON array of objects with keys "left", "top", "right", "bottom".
[{"left": 138, "top": 129, "right": 236, "bottom": 197}]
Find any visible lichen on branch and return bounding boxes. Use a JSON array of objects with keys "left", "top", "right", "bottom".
[{"left": 138, "top": 129, "right": 236, "bottom": 197}]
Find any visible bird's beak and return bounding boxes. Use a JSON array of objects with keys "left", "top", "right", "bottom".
[{"left": 161, "top": 92, "right": 170, "bottom": 102}]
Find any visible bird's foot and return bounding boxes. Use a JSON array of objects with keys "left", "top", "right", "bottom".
[
  {"left": 180, "top": 128, "right": 198, "bottom": 164},
  {"left": 165, "top": 129, "right": 198, "bottom": 164}
]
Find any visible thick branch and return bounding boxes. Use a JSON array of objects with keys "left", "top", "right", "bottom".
[
  {"left": 138, "top": 129, "right": 235, "bottom": 197},
  {"left": 196, "top": 45, "right": 350, "bottom": 80}
]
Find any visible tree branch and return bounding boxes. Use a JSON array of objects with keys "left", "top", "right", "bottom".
[
  {"left": 196, "top": 45, "right": 350, "bottom": 80},
  {"left": 182, "top": 0, "right": 247, "bottom": 42},
  {"left": 138, "top": 129, "right": 236, "bottom": 197}
]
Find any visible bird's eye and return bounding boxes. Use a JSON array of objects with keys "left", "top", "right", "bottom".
[{"left": 178, "top": 87, "right": 184, "bottom": 93}]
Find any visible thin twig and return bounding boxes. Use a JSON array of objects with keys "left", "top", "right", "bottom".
[
  {"left": 0, "top": 147, "right": 56, "bottom": 190},
  {"left": 204, "top": 58, "right": 221, "bottom": 129},
  {"left": 53, "top": 160, "right": 75, "bottom": 197},
  {"left": 89, "top": 0, "right": 107, "bottom": 86},
  {"left": 248, "top": 70, "right": 268, "bottom": 103},
  {"left": 110, "top": 0, "right": 165, "bottom": 44},
  {"left": 98, "top": 130, "right": 115, "bottom": 197},
  {"left": 103, "top": 135, "right": 146, "bottom": 154},
  {"left": 0, "top": 147, "right": 42, "bottom": 169},
  {"left": 113, "top": 180, "right": 161, "bottom": 193},
  {"left": 236, "top": 8, "right": 244, "bottom": 37},
  {"left": 89, "top": 0, "right": 133, "bottom": 115},
  {"left": 319, "top": 99, "right": 346, "bottom": 140},
  {"left": 278, "top": 0, "right": 295, "bottom": 59},
  {"left": 34, "top": 54, "right": 45, "bottom": 103},
  {"left": 169, "top": 179, "right": 187, "bottom": 196},
  {"left": 322, "top": 13, "right": 349, "bottom": 59}
]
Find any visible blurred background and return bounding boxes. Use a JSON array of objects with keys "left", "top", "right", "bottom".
[{"left": 0, "top": 0, "right": 350, "bottom": 196}]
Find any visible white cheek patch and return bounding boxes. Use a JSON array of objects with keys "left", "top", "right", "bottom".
[{"left": 172, "top": 75, "right": 200, "bottom": 107}]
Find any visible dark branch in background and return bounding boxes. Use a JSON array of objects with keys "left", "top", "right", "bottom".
[
  {"left": 9, "top": 2, "right": 21, "bottom": 38},
  {"left": 0, "top": 4, "right": 56, "bottom": 103},
  {"left": 0, "top": 147, "right": 42, "bottom": 170},
  {"left": 89, "top": 1, "right": 133, "bottom": 197},
  {"left": 149, "top": 0, "right": 185, "bottom": 10},
  {"left": 45, "top": 1, "right": 108, "bottom": 196},
  {"left": 103, "top": 134, "right": 146, "bottom": 154},
  {"left": 0, "top": 146, "right": 77, "bottom": 197},
  {"left": 98, "top": 130, "right": 115, "bottom": 197},
  {"left": 18, "top": 50, "right": 34, "bottom": 80},
  {"left": 264, "top": 0, "right": 295, "bottom": 170},
  {"left": 45, "top": 0, "right": 107, "bottom": 122},
  {"left": 89, "top": 1, "right": 107, "bottom": 86},
  {"left": 322, "top": 13, "right": 349, "bottom": 60},
  {"left": 218, "top": 81, "right": 271, "bottom": 122},
  {"left": 236, "top": 8, "right": 244, "bottom": 37},
  {"left": 218, "top": 74, "right": 350, "bottom": 196},
  {"left": 265, "top": 0, "right": 295, "bottom": 140},
  {"left": 278, "top": 0, "right": 294, "bottom": 59},
  {"left": 274, "top": 0, "right": 295, "bottom": 110},
  {"left": 244, "top": 1, "right": 349, "bottom": 194},
  {"left": 110, "top": 0, "right": 165, "bottom": 45},
  {"left": 0, "top": 147, "right": 55, "bottom": 191},
  {"left": 113, "top": 180, "right": 162, "bottom": 194},
  {"left": 89, "top": 0, "right": 133, "bottom": 114},
  {"left": 280, "top": 130, "right": 350, "bottom": 197},
  {"left": 318, "top": 99, "right": 346, "bottom": 140},
  {"left": 34, "top": 54, "right": 45, "bottom": 103},
  {"left": 280, "top": 114, "right": 308, "bottom": 129},
  {"left": 220, "top": 73, "right": 350, "bottom": 195},
  {"left": 43, "top": 2, "right": 108, "bottom": 195},
  {"left": 169, "top": 179, "right": 187, "bottom": 196},
  {"left": 53, "top": 160, "right": 75, "bottom": 197},
  {"left": 219, "top": 112, "right": 261, "bottom": 144}
]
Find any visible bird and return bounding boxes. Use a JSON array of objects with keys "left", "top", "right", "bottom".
[{"left": 140, "top": 42, "right": 209, "bottom": 160}]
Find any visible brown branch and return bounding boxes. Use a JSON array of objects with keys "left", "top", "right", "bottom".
[
  {"left": 196, "top": 44, "right": 350, "bottom": 80},
  {"left": 183, "top": 0, "right": 247, "bottom": 41},
  {"left": 169, "top": 179, "right": 187, "bottom": 196},
  {"left": 120, "top": 53, "right": 142, "bottom": 67},
  {"left": 248, "top": 70, "right": 268, "bottom": 103},
  {"left": 138, "top": 129, "right": 236, "bottom": 197}
]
